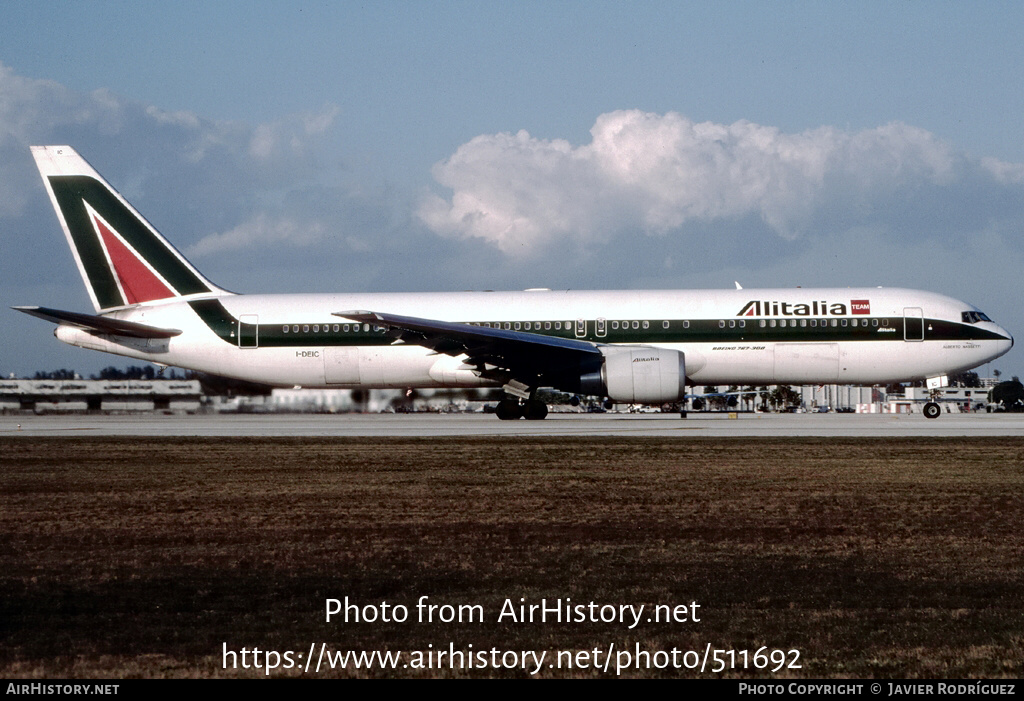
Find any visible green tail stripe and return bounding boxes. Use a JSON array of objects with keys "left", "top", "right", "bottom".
[
  {"left": 189, "top": 299, "right": 237, "bottom": 340},
  {"left": 50, "top": 175, "right": 211, "bottom": 309}
]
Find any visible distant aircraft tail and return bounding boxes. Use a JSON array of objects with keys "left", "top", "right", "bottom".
[{"left": 30, "top": 145, "right": 229, "bottom": 313}]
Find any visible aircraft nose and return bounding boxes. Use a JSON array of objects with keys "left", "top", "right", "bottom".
[
  {"left": 998, "top": 323, "right": 1014, "bottom": 346},
  {"left": 997, "top": 325, "right": 1013, "bottom": 350}
]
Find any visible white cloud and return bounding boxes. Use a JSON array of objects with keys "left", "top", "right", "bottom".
[
  {"left": 418, "top": 110, "right": 996, "bottom": 254},
  {"left": 0, "top": 61, "right": 341, "bottom": 220},
  {"left": 982, "top": 156, "right": 1024, "bottom": 184},
  {"left": 248, "top": 106, "right": 341, "bottom": 160},
  {"left": 186, "top": 213, "right": 326, "bottom": 256}
]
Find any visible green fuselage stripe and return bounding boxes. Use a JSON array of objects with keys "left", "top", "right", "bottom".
[{"left": 189, "top": 301, "right": 1004, "bottom": 348}]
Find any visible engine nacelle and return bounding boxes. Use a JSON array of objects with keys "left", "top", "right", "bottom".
[{"left": 580, "top": 346, "right": 686, "bottom": 403}]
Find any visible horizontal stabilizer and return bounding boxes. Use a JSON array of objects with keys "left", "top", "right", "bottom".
[{"left": 12, "top": 306, "right": 182, "bottom": 339}]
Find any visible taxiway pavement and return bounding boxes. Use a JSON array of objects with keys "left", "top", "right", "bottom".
[{"left": 2, "top": 411, "right": 1022, "bottom": 437}]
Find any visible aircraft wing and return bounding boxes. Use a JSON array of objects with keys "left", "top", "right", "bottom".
[
  {"left": 12, "top": 306, "right": 182, "bottom": 339},
  {"left": 334, "top": 309, "right": 602, "bottom": 387}
]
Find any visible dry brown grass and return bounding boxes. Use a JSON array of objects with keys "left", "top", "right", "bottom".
[{"left": 2, "top": 437, "right": 1022, "bottom": 677}]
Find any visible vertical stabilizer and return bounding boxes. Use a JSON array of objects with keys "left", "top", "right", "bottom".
[{"left": 30, "top": 145, "right": 228, "bottom": 312}]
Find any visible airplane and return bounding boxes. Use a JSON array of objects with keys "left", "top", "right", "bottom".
[{"left": 13, "top": 146, "right": 1014, "bottom": 420}]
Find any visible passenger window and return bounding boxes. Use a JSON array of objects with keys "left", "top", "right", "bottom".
[
  {"left": 683, "top": 320, "right": 690, "bottom": 329},
  {"left": 759, "top": 320, "right": 766, "bottom": 328},
  {"left": 729, "top": 320, "right": 735, "bottom": 328},
  {"left": 544, "top": 322, "right": 551, "bottom": 330},
  {"left": 283, "top": 326, "right": 289, "bottom": 333},
  {"left": 770, "top": 320, "right": 777, "bottom": 328},
  {"left": 663, "top": 320, "right": 670, "bottom": 329},
  {"left": 303, "top": 325, "right": 309, "bottom": 333},
  {"left": 831, "top": 319, "right": 838, "bottom": 327},
  {"left": 739, "top": 320, "right": 745, "bottom": 328},
  {"left": 810, "top": 320, "right": 817, "bottom": 328},
  {"left": 800, "top": 319, "right": 806, "bottom": 327},
  {"left": 719, "top": 320, "right": 725, "bottom": 328},
  {"left": 841, "top": 319, "right": 848, "bottom": 327},
  {"left": 642, "top": 320, "right": 649, "bottom": 329},
  {"left": 872, "top": 319, "right": 878, "bottom": 327},
  {"left": 632, "top": 321, "right": 639, "bottom": 329}
]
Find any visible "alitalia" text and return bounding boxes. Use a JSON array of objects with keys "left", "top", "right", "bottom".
[{"left": 736, "top": 299, "right": 871, "bottom": 317}]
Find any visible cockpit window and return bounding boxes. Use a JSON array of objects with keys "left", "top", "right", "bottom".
[{"left": 961, "top": 311, "right": 992, "bottom": 324}]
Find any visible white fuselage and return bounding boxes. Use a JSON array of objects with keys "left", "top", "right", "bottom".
[{"left": 52, "top": 286, "right": 1013, "bottom": 393}]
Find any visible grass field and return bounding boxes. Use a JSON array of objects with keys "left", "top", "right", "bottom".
[{"left": 2, "top": 437, "right": 1022, "bottom": 678}]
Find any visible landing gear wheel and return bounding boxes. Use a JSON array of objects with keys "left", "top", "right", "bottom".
[
  {"left": 603, "top": 398, "right": 615, "bottom": 410},
  {"left": 523, "top": 399, "right": 549, "bottom": 420},
  {"left": 923, "top": 401, "right": 941, "bottom": 419},
  {"left": 679, "top": 410, "right": 687, "bottom": 419},
  {"left": 495, "top": 399, "right": 523, "bottom": 420}
]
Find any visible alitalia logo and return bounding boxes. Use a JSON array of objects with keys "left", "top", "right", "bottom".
[{"left": 737, "top": 299, "right": 871, "bottom": 317}]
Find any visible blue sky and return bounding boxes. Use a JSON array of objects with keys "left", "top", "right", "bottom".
[{"left": 1, "top": 1, "right": 1022, "bottom": 379}]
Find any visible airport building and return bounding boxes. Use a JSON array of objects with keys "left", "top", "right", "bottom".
[
  {"left": 797, "top": 384, "right": 881, "bottom": 412},
  {"left": 0, "top": 378, "right": 202, "bottom": 413},
  {"left": 698, "top": 380, "right": 998, "bottom": 415},
  {"left": 902, "top": 385, "right": 991, "bottom": 412},
  {"left": 0, "top": 376, "right": 999, "bottom": 415}
]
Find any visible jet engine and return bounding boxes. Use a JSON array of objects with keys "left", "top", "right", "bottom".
[{"left": 579, "top": 346, "right": 686, "bottom": 403}]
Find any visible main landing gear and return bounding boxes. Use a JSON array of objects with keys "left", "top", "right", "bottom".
[{"left": 495, "top": 398, "right": 549, "bottom": 420}]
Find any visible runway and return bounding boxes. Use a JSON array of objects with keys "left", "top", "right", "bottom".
[{"left": 2, "top": 410, "right": 1022, "bottom": 437}]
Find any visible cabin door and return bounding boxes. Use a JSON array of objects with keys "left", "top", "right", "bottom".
[
  {"left": 238, "top": 315, "right": 258, "bottom": 348},
  {"left": 903, "top": 308, "right": 924, "bottom": 342}
]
